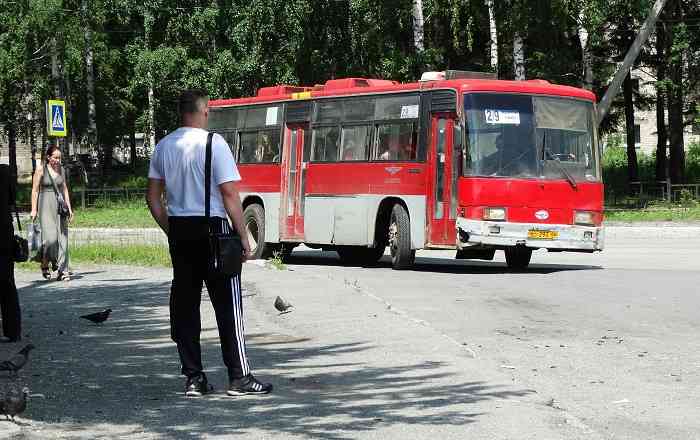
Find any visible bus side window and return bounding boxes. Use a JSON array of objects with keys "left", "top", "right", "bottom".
[
  {"left": 340, "top": 125, "right": 370, "bottom": 161},
  {"left": 238, "top": 131, "right": 258, "bottom": 164},
  {"left": 311, "top": 126, "right": 340, "bottom": 162},
  {"left": 212, "top": 130, "right": 238, "bottom": 160},
  {"left": 374, "top": 122, "right": 418, "bottom": 161}
]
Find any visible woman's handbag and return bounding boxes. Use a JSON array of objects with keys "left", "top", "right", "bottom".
[
  {"left": 12, "top": 211, "right": 29, "bottom": 263},
  {"left": 46, "top": 166, "right": 70, "bottom": 218},
  {"left": 204, "top": 132, "right": 243, "bottom": 277}
]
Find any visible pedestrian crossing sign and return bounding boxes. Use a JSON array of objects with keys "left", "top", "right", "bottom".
[{"left": 47, "top": 100, "right": 67, "bottom": 137}]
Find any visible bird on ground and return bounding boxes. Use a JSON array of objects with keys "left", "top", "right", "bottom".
[
  {"left": 80, "top": 309, "right": 112, "bottom": 324},
  {"left": 274, "top": 296, "right": 293, "bottom": 314},
  {"left": 0, "top": 385, "right": 29, "bottom": 422},
  {"left": 0, "top": 344, "right": 35, "bottom": 377}
]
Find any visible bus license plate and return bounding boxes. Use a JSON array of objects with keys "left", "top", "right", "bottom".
[{"left": 528, "top": 229, "right": 558, "bottom": 240}]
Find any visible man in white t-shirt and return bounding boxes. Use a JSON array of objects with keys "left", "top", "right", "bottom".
[{"left": 146, "top": 89, "right": 272, "bottom": 397}]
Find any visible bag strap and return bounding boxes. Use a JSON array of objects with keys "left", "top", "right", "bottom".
[
  {"left": 46, "top": 165, "right": 63, "bottom": 200},
  {"left": 204, "top": 132, "right": 214, "bottom": 227},
  {"left": 13, "top": 209, "right": 22, "bottom": 232}
]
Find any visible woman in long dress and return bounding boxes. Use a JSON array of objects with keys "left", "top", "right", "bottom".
[{"left": 30, "top": 146, "right": 74, "bottom": 281}]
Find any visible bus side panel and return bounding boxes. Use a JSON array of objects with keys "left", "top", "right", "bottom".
[
  {"left": 304, "top": 196, "right": 336, "bottom": 244},
  {"left": 364, "top": 195, "right": 427, "bottom": 249},
  {"left": 305, "top": 163, "right": 428, "bottom": 247},
  {"left": 240, "top": 192, "right": 281, "bottom": 243},
  {"left": 238, "top": 164, "right": 282, "bottom": 243}
]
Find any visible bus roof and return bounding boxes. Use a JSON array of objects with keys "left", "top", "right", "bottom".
[{"left": 209, "top": 77, "right": 596, "bottom": 108}]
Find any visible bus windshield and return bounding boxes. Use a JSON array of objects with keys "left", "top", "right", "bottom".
[{"left": 463, "top": 93, "right": 599, "bottom": 182}]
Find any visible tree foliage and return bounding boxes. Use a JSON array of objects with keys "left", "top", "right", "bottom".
[{"left": 0, "top": 0, "right": 698, "bottom": 184}]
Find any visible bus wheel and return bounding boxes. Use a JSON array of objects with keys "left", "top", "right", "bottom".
[
  {"left": 388, "top": 204, "right": 415, "bottom": 270},
  {"left": 505, "top": 247, "right": 532, "bottom": 270},
  {"left": 243, "top": 204, "right": 268, "bottom": 260},
  {"left": 336, "top": 245, "right": 385, "bottom": 266}
]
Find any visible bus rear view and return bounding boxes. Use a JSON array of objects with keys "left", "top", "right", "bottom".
[{"left": 456, "top": 90, "right": 604, "bottom": 269}]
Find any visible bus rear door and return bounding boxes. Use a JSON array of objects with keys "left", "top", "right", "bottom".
[{"left": 280, "top": 123, "right": 308, "bottom": 241}]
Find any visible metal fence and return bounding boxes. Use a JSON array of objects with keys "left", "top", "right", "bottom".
[
  {"left": 629, "top": 181, "right": 700, "bottom": 202},
  {"left": 71, "top": 187, "right": 147, "bottom": 209}
]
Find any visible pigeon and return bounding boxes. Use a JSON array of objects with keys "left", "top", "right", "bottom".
[
  {"left": 274, "top": 296, "right": 293, "bottom": 314},
  {"left": 0, "top": 385, "right": 29, "bottom": 422},
  {"left": 0, "top": 344, "right": 35, "bottom": 377},
  {"left": 80, "top": 309, "right": 112, "bottom": 324}
]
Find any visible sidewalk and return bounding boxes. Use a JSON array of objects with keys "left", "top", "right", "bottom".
[{"left": 2, "top": 263, "right": 594, "bottom": 439}]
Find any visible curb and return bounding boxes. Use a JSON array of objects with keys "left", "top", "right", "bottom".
[{"left": 60, "top": 225, "right": 700, "bottom": 247}]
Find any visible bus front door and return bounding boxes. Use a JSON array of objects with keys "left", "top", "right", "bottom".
[
  {"left": 280, "top": 124, "right": 308, "bottom": 241},
  {"left": 427, "top": 116, "right": 457, "bottom": 247}
]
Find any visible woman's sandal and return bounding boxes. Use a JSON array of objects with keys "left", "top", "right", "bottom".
[
  {"left": 57, "top": 272, "right": 71, "bottom": 282},
  {"left": 41, "top": 267, "right": 51, "bottom": 280}
]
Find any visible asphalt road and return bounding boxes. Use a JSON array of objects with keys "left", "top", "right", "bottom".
[{"left": 3, "top": 235, "right": 699, "bottom": 439}]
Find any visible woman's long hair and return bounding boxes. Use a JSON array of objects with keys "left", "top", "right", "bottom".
[{"left": 45, "top": 145, "right": 61, "bottom": 163}]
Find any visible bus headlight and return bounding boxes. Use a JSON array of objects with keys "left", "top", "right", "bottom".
[
  {"left": 483, "top": 207, "right": 506, "bottom": 221},
  {"left": 574, "top": 210, "right": 595, "bottom": 226}
]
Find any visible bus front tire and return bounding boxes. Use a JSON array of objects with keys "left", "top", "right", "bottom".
[
  {"left": 389, "top": 204, "right": 415, "bottom": 270},
  {"left": 243, "top": 204, "right": 269, "bottom": 260},
  {"left": 504, "top": 247, "right": 532, "bottom": 270}
]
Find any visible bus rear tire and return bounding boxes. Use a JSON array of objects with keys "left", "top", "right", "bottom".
[
  {"left": 505, "top": 247, "right": 532, "bottom": 270},
  {"left": 389, "top": 204, "right": 415, "bottom": 270},
  {"left": 243, "top": 204, "right": 270, "bottom": 260}
]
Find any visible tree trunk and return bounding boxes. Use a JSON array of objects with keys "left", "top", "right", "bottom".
[
  {"left": 83, "top": 0, "right": 100, "bottom": 168},
  {"left": 513, "top": 33, "right": 525, "bottom": 80},
  {"left": 578, "top": 10, "right": 593, "bottom": 90},
  {"left": 623, "top": 71, "right": 639, "bottom": 183},
  {"left": 7, "top": 120, "right": 17, "bottom": 179},
  {"left": 130, "top": 130, "right": 137, "bottom": 171},
  {"left": 411, "top": 0, "right": 425, "bottom": 53},
  {"left": 65, "top": 73, "right": 74, "bottom": 157},
  {"left": 486, "top": 0, "right": 498, "bottom": 72},
  {"left": 655, "top": 19, "right": 667, "bottom": 181},
  {"left": 145, "top": 10, "right": 156, "bottom": 153},
  {"left": 667, "top": 0, "right": 684, "bottom": 184}
]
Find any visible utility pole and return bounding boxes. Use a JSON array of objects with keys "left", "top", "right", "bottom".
[{"left": 596, "top": 0, "right": 668, "bottom": 125}]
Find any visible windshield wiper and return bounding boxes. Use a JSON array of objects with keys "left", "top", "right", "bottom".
[{"left": 544, "top": 148, "right": 577, "bottom": 189}]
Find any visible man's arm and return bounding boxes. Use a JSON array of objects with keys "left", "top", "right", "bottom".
[
  {"left": 219, "top": 181, "right": 252, "bottom": 261},
  {"left": 146, "top": 178, "right": 169, "bottom": 234}
]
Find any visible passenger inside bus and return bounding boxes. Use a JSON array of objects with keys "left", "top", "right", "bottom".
[
  {"left": 380, "top": 137, "right": 413, "bottom": 161},
  {"left": 478, "top": 129, "right": 537, "bottom": 176}
]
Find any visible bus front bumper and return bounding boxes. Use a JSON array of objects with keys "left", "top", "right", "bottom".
[{"left": 456, "top": 218, "right": 604, "bottom": 251}]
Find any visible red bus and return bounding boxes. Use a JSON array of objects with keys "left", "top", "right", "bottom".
[{"left": 208, "top": 71, "right": 604, "bottom": 270}]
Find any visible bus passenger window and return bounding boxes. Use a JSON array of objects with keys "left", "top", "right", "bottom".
[
  {"left": 238, "top": 132, "right": 258, "bottom": 164},
  {"left": 238, "top": 130, "right": 279, "bottom": 163},
  {"left": 340, "top": 125, "right": 370, "bottom": 161},
  {"left": 311, "top": 126, "right": 340, "bottom": 162},
  {"left": 374, "top": 122, "right": 418, "bottom": 161}
]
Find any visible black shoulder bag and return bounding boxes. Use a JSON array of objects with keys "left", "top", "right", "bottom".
[
  {"left": 205, "top": 132, "right": 243, "bottom": 277},
  {"left": 46, "top": 166, "right": 70, "bottom": 218},
  {"left": 12, "top": 209, "right": 29, "bottom": 263}
]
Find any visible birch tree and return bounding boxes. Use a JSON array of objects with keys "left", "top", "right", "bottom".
[
  {"left": 411, "top": 0, "right": 425, "bottom": 53},
  {"left": 486, "top": 0, "right": 498, "bottom": 72}
]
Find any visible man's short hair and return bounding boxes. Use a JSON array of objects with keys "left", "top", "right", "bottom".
[{"left": 178, "top": 89, "right": 209, "bottom": 116}]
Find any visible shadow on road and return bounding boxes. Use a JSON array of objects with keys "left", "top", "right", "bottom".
[
  {"left": 14, "top": 271, "right": 535, "bottom": 439},
  {"left": 286, "top": 250, "right": 602, "bottom": 275}
]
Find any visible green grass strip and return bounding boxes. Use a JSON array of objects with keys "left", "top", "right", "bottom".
[
  {"left": 605, "top": 206, "right": 700, "bottom": 222},
  {"left": 71, "top": 200, "right": 156, "bottom": 228},
  {"left": 15, "top": 244, "right": 171, "bottom": 269}
]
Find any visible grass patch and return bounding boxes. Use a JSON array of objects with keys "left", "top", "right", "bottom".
[
  {"left": 605, "top": 206, "right": 700, "bottom": 222},
  {"left": 71, "top": 200, "right": 155, "bottom": 228},
  {"left": 16, "top": 243, "right": 171, "bottom": 269}
]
